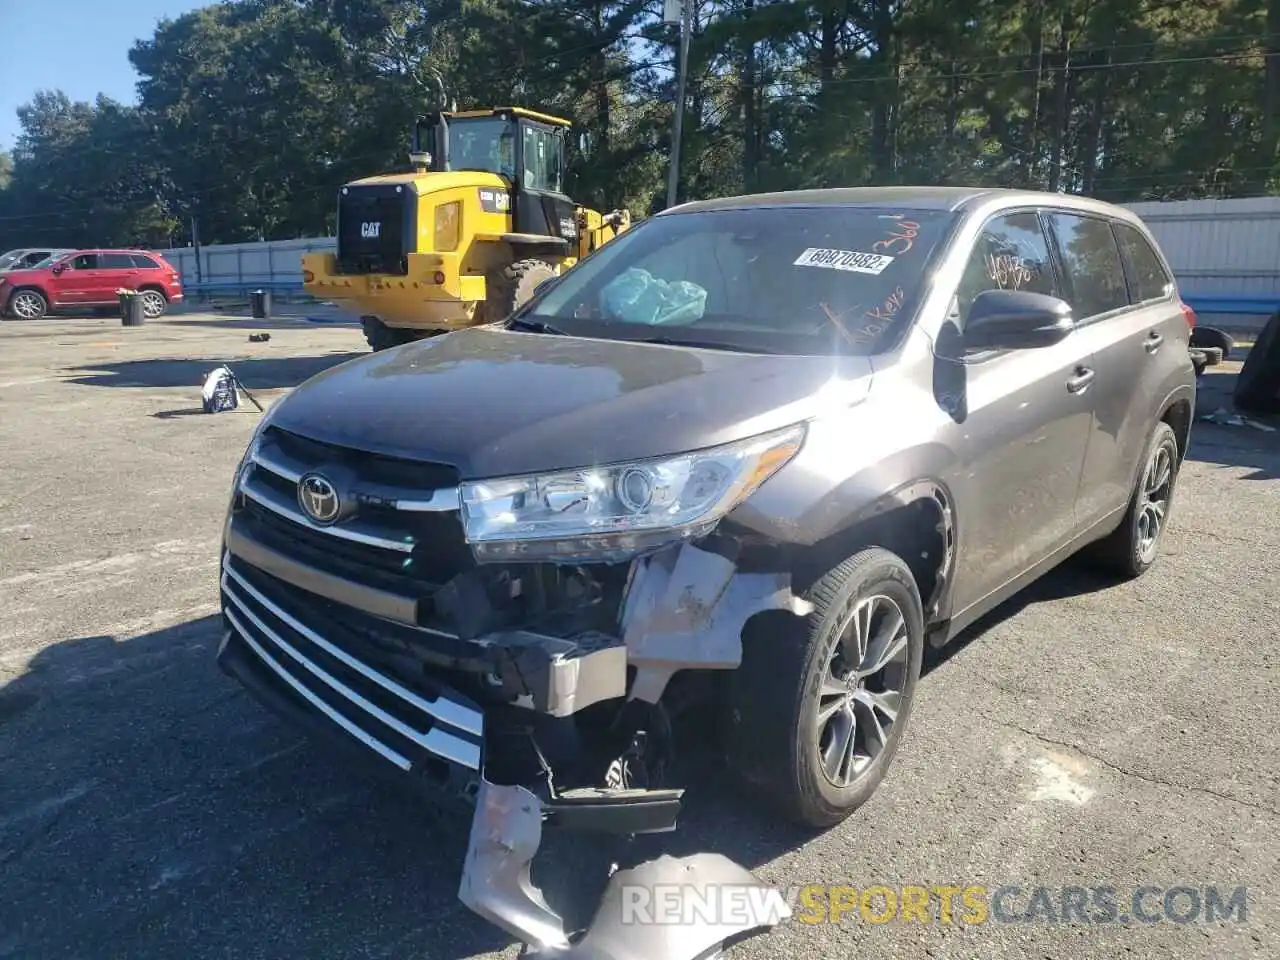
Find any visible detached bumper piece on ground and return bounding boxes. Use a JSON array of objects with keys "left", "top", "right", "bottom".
[{"left": 215, "top": 425, "right": 792, "bottom": 958}]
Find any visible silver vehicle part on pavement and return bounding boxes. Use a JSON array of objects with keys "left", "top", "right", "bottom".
[
  {"left": 459, "top": 779, "right": 571, "bottom": 952},
  {"left": 459, "top": 777, "right": 789, "bottom": 960}
]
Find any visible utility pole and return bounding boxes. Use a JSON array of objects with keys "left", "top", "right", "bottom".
[
  {"left": 664, "top": 0, "right": 692, "bottom": 209},
  {"left": 190, "top": 207, "right": 203, "bottom": 286}
]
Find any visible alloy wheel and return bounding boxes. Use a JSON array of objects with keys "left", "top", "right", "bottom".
[
  {"left": 11, "top": 292, "right": 44, "bottom": 320},
  {"left": 1136, "top": 442, "right": 1174, "bottom": 564},
  {"left": 816, "top": 594, "right": 911, "bottom": 787},
  {"left": 140, "top": 291, "right": 167, "bottom": 319}
]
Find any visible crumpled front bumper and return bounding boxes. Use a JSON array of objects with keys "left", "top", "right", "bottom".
[
  {"left": 217, "top": 615, "right": 790, "bottom": 960},
  {"left": 217, "top": 533, "right": 805, "bottom": 958}
]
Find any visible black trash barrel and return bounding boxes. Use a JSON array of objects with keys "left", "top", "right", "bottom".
[
  {"left": 251, "top": 289, "right": 272, "bottom": 320},
  {"left": 119, "top": 290, "right": 145, "bottom": 326}
]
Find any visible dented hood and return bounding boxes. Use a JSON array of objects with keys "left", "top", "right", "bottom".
[{"left": 269, "top": 327, "right": 874, "bottom": 478}]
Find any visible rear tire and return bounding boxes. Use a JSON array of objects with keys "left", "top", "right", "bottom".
[
  {"left": 724, "top": 547, "right": 925, "bottom": 828},
  {"left": 139, "top": 288, "right": 168, "bottom": 319},
  {"left": 5, "top": 289, "right": 48, "bottom": 321},
  {"left": 1088, "top": 420, "right": 1180, "bottom": 579}
]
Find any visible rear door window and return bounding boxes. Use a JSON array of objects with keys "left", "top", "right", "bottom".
[
  {"left": 1113, "top": 222, "right": 1174, "bottom": 303},
  {"left": 954, "top": 212, "right": 1059, "bottom": 325},
  {"left": 100, "top": 253, "right": 137, "bottom": 269},
  {"left": 1044, "top": 212, "right": 1130, "bottom": 320},
  {"left": 131, "top": 254, "right": 161, "bottom": 269}
]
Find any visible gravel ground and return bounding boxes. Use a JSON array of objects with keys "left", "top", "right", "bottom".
[{"left": 0, "top": 311, "right": 1276, "bottom": 960}]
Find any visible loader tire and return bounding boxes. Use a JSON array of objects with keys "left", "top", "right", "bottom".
[
  {"left": 483, "top": 258, "right": 558, "bottom": 324},
  {"left": 361, "top": 316, "right": 413, "bottom": 352}
]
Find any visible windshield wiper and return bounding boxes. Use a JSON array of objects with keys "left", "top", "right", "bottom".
[
  {"left": 506, "top": 316, "right": 568, "bottom": 335},
  {"left": 634, "top": 334, "right": 781, "bottom": 355}
]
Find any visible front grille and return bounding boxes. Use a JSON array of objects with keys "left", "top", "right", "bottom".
[
  {"left": 336, "top": 184, "right": 413, "bottom": 276},
  {"left": 236, "top": 426, "right": 475, "bottom": 598},
  {"left": 220, "top": 554, "right": 483, "bottom": 773}
]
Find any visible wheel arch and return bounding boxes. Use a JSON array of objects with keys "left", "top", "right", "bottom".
[
  {"left": 787, "top": 478, "right": 957, "bottom": 628},
  {"left": 7, "top": 283, "right": 51, "bottom": 302},
  {"left": 1159, "top": 389, "right": 1193, "bottom": 462},
  {"left": 137, "top": 282, "right": 169, "bottom": 300}
]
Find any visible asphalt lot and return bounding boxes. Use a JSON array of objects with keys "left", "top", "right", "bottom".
[{"left": 0, "top": 308, "right": 1276, "bottom": 960}]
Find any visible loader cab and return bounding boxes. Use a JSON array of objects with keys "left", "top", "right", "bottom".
[{"left": 415, "top": 108, "right": 578, "bottom": 249}]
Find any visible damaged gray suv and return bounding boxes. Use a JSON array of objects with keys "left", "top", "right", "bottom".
[{"left": 217, "top": 186, "right": 1196, "bottom": 955}]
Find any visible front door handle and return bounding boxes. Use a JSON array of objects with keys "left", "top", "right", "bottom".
[
  {"left": 1144, "top": 331, "right": 1164, "bottom": 354},
  {"left": 1066, "top": 366, "right": 1096, "bottom": 394}
]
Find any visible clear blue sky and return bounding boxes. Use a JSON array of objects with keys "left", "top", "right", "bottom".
[{"left": 0, "top": 0, "right": 209, "bottom": 151}]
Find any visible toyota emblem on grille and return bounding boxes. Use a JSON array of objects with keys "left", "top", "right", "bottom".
[{"left": 298, "top": 473, "right": 341, "bottom": 524}]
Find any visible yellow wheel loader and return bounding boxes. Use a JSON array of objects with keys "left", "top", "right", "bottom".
[{"left": 302, "top": 107, "right": 631, "bottom": 351}]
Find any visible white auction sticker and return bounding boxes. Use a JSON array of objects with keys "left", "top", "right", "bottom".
[{"left": 793, "top": 248, "right": 895, "bottom": 275}]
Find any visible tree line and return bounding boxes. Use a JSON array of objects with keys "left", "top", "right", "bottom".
[{"left": 1, "top": 0, "right": 1278, "bottom": 252}]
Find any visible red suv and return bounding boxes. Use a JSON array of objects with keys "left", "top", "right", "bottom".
[{"left": 0, "top": 248, "right": 185, "bottom": 321}]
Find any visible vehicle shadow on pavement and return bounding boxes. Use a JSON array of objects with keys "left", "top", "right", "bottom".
[
  {"left": 923, "top": 560, "right": 1121, "bottom": 675},
  {"left": 64, "top": 353, "right": 364, "bottom": 392},
  {"left": 0, "top": 616, "right": 807, "bottom": 959},
  {"left": 0, "top": 617, "right": 509, "bottom": 959}
]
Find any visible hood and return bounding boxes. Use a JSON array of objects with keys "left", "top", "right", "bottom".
[{"left": 268, "top": 327, "right": 874, "bottom": 478}]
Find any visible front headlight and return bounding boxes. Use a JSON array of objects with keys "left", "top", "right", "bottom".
[
  {"left": 460, "top": 423, "right": 806, "bottom": 562},
  {"left": 231, "top": 413, "right": 271, "bottom": 496},
  {"left": 434, "top": 201, "right": 461, "bottom": 252}
]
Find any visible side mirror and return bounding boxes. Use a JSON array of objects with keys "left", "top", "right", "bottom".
[
  {"left": 963, "top": 289, "right": 1074, "bottom": 351},
  {"left": 532, "top": 276, "right": 558, "bottom": 298},
  {"left": 51, "top": 262, "right": 66, "bottom": 276}
]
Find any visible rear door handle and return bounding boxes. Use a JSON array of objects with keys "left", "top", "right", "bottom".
[
  {"left": 1066, "top": 367, "right": 1096, "bottom": 393},
  {"left": 1144, "top": 332, "right": 1164, "bottom": 353}
]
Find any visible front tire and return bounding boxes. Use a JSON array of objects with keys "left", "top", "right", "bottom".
[
  {"left": 725, "top": 547, "right": 925, "bottom": 828},
  {"left": 1089, "top": 420, "right": 1180, "bottom": 579},
  {"left": 6, "top": 289, "right": 48, "bottom": 321},
  {"left": 481, "top": 258, "right": 558, "bottom": 324}
]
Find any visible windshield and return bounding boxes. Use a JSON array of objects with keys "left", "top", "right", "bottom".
[
  {"left": 520, "top": 206, "right": 956, "bottom": 354},
  {"left": 0, "top": 250, "right": 26, "bottom": 270},
  {"left": 447, "top": 117, "right": 515, "bottom": 179}
]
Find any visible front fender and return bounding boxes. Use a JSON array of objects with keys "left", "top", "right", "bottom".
[{"left": 727, "top": 413, "right": 960, "bottom": 547}]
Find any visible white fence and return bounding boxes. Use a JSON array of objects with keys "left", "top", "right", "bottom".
[
  {"left": 1124, "top": 196, "right": 1280, "bottom": 299},
  {"left": 159, "top": 237, "right": 334, "bottom": 296},
  {"left": 161, "top": 196, "right": 1280, "bottom": 309}
]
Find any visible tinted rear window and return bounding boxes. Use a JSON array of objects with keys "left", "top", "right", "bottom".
[
  {"left": 100, "top": 253, "right": 137, "bottom": 269},
  {"left": 525, "top": 206, "right": 957, "bottom": 355},
  {"left": 1113, "top": 222, "right": 1173, "bottom": 303},
  {"left": 1044, "top": 213, "right": 1129, "bottom": 320},
  {"left": 131, "top": 254, "right": 160, "bottom": 269}
]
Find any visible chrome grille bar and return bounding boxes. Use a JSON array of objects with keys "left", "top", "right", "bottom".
[
  {"left": 226, "top": 610, "right": 413, "bottom": 771},
  {"left": 252, "top": 447, "right": 461, "bottom": 513},
  {"left": 240, "top": 470, "right": 416, "bottom": 553},
  {"left": 223, "top": 577, "right": 481, "bottom": 770},
  {"left": 222, "top": 559, "right": 478, "bottom": 735}
]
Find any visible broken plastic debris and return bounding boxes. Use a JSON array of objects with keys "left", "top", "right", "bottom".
[{"left": 1199, "top": 407, "right": 1277, "bottom": 430}]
